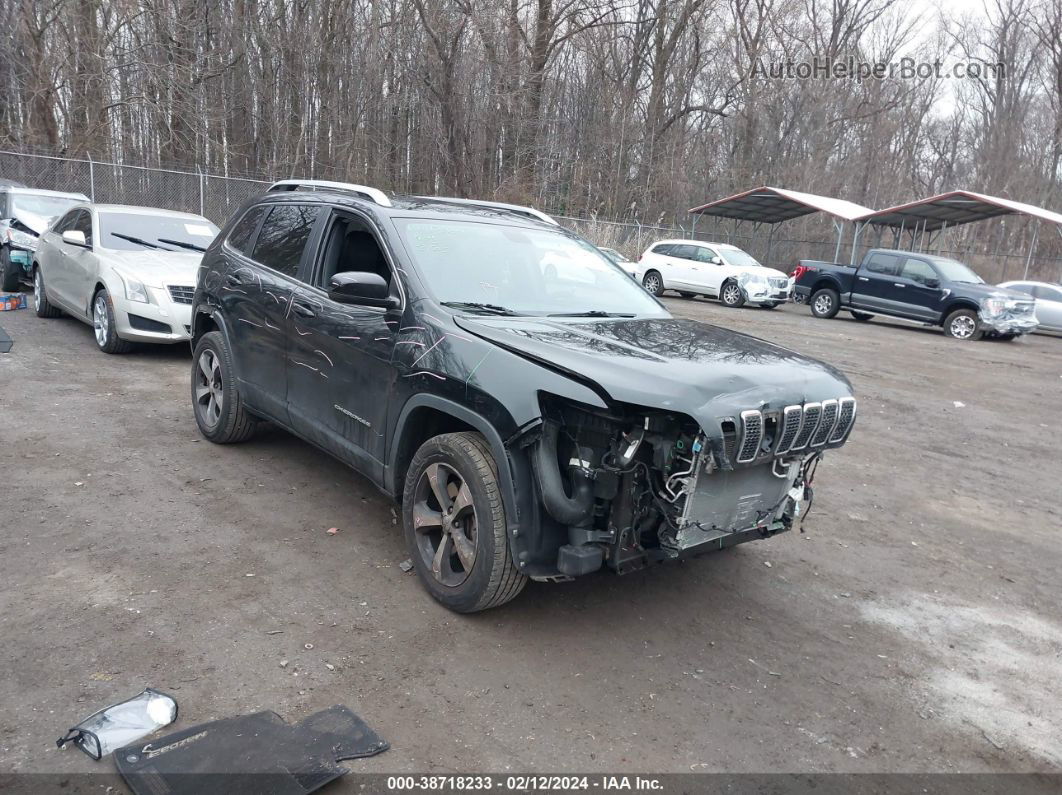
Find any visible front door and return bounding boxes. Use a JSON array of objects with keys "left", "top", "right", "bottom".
[
  {"left": 895, "top": 256, "right": 947, "bottom": 321},
  {"left": 286, "top": 209, "right": 400, "bottom": 479},
  {"left": 688, "top": 245, "right": 724, "bottom": 295}
]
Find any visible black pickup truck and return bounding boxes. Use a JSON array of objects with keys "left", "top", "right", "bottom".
[{"left": 792, "top": 248, "right": 1038, "bottom": 340}]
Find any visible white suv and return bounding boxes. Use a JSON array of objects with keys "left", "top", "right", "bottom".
[{"left": 634, "top": 239, "right": 791, "bottom": 308}]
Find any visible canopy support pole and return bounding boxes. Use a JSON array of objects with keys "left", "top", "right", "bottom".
[
  {"left": 833, "top": 220, "right": 844, "bottom": 262},
  {"left": 1023, "top": 223, "right": 1039, "bottom": 280},
  {"left": 850, "top": 222, "right": 865, "bottom": 265},
  {"left": 765, "top": 224, "right": 776, "bottom": 268}
]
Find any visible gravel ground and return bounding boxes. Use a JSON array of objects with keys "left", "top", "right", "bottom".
[{"left": 0, "top": 294, "right": 1059, "bottom": 784}]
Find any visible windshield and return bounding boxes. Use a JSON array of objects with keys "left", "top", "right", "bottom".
[
  {"left": 11, "top": 193, "right": 83, "bottom": 220},
  {"left": 98, "top": 212, "right": 219, "bottom": 252},
  {"left": 718, "top": 248, "right": 762, "bottom": 268},
  {"left": 929, "top": 257, "right": 984, "bottom": 284},
  {"left": 396, "top": 219, "right": 667, "bottom": 317}
]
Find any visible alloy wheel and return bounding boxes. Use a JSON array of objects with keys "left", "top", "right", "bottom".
[
  {"left": 93, "top": 293, "right": 109, "bottom": 346},
  {"left": 33, "top": 271, "right": 41, "bottom": 312},
  {"left": 412, "top": 462, "right": 478, "bottom": 587},
  {"left": 813, "top": 293, "right": 833, "bottom": 315},
  {"left": 643, "top": 274, "right": 661, "bottom": 294},
  {"left": 194, "top": 349, "right": 224, "bottom": 427},
  {"left": 950, "top": 315, "right": 976, "bottom": 339},
  {"left": 723, "top": 284, "right": 742, "bottom": 305}
]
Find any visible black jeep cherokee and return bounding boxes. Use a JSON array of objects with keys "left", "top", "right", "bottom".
[{"left": 190, "top": 180, "right": 857, "bottom": 612}]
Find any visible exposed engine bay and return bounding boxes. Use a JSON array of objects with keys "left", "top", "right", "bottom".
[{"left": 531, "top": 396, "right": 855, "bottom": 577}]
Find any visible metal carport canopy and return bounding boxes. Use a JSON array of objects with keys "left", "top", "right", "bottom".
[
  {"left": 688, "top": 185, "right": 876, "bottom": 223},
  {"left": 858, "top": 190, "right": 1062, "bottom": 231}
]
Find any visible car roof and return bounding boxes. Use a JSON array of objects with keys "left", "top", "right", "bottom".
[
  {"left": 88, "top": 203, "right": 214, "bottom": 221},
  {"left": 650, "top": 239, "right": 739, "bottom": 250},
  {"left": 4, "top": 186, "right": 89, "bottom": 200}
]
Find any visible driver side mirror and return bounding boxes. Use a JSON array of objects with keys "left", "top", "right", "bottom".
[
  {"left": 710, "top": 256, "right": 722, "bottom": 265},
  {"left": 62, "top": 230, "right": 89, "bottom": 248},
  {"left": 328, "top": 271, "right": 397, "bottom": 308},
  {"left": 925, "top": 277, "right": 940, "bottom": 289}
]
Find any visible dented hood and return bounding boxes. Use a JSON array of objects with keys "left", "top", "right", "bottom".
[
  {"left": 11, "top": 206, "right": 50, "bottom": 236},
  {"left": 454, "top": 315, "right": 853, "bottom": 424}
]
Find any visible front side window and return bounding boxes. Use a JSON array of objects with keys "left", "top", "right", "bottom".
[
  {"left": 397, "top": 219, "right": 667, "bottom": 317},
  {"left": 53, "top": 210, "right": 80, "bottom": 234},
  {"left": 691, "top": 246, "right": 718, "bottom": 264},
  {"left": 900, "top": 258, "right": 937, "bottom": 285},
  {"left": 98, "top": 212, "right": 218, "bottom": 252},
  {"left": 252, "top": 205, "right": 322, "bottom": 278},
  {"left": 72, "top": 210, "right": 93, "bottom": 245},
  {"left": 717, "top": 247, "right": 761, "bottom": 268}
]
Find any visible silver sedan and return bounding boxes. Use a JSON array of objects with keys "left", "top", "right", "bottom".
[{"left": 998, "top": 281, "right": 1062, "bottom": 334}]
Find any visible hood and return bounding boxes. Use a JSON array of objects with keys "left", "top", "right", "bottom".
[
  {"left": 739, "top": 265, "right": 789, "bottom": 280},
  {"left": 101, "top": 249, "right": 203, "bottom": 288},
  {"left": 10, "top": 206, "right": 50, "bottom": 236},
  {"left": 946, "top": 281, "right": 1029, "bottom": 302},
  {"left": 454, "top": 315, "right": 853, "bottom": 431}
]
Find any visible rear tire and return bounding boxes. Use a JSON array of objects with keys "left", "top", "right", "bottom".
[
  {"left": 33, "top": 266, "right": 61, "bottom": 318},
  {"left": 92, "top": 288, "right": 133, "bottom": 354},
  {"left": 191, "top": 330, "right": 259, "bottom": 442},
  {"left": 810, "top": 288, "right": 840, "bottom": 319},
  {"left": 943, "top": 308, "right": 984, "bottom": 340},
  {"left": 678, "top": 291, "right": 696, "bottom": 299},
  {"left": 642, "top": 271, "right": 664, "bottom": 296},
  {"left": 403, "top": 432, "right": 527, "bottom": 613},
  {"left": 849, "top": 310, "right": 874, "bottom": 322},
  {"left": 1, "top": 247, "right": 21, "bottom": 292},
  {"left": 720, "top": 281, "right": 745, "bottom": 308}
]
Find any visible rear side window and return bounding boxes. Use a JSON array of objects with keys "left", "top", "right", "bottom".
[
  {"left": 1035, "top": 285, "right": 1062, "bottom": 301},
  {"left": 651, "top": 244, "right": 674, "bottom": 255},
  {"left": 251, "top": 205, "right": 322, "bottom": 277},
  {"left": 865, "top": 253, "right": 899, "bottom": 275},
  {"left": 227, "top": 206, "right": 267, "bottom": 255}
]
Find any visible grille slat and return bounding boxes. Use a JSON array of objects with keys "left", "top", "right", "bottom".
[
  {"left": 829, "top": 397, "right": 857, "bottom": 442},
  {"left": 168, "top": 285, "right": 195, "bottom": 305},
  {"left": 736, "top": 410, "right": 763, "bottom": 463},
  {"left": 811, "top": 399, "right": 839, "bottom": 447},
  {"left": 774, "top": 405, "right": 803, "bottom": 454},
  {"left": 790, "top": 403, "right": 821, "bottom": 451}
]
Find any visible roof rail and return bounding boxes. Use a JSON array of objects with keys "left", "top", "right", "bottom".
[
  {"left": 269, "top": 179, "right": 393, "bottom": 207},
  {"left": 416, "top": 196, "right": 558, "bottom": 225}
]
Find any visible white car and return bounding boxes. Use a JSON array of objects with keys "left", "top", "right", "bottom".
[
  {"left": 633, "top": 239, "right": 791, "bottom": 307},
  {"left": 998, "top": 280, "right": 1062, "bottom": 334},
  {"left": 32, "top": 204, "right": 219, "bottom": 353}
]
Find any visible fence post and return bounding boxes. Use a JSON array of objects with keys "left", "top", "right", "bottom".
[
  {"left": 88, "top": 153, "right": 95, "bottom": 201},
  {"left": 198, "top": 167, "right": 205, "bottom": 217}
]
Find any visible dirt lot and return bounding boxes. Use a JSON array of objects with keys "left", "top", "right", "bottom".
[{"left": 1, "top": 294, "right": 1059, "bottom": 783}]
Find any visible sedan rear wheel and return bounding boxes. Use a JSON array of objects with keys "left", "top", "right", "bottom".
[{"left": 33, "top": 267, "right": 62, "bottom": 318}]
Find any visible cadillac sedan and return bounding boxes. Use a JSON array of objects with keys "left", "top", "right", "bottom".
[{"left": 32, "top": 204, "right": 218, "bottom": 353}]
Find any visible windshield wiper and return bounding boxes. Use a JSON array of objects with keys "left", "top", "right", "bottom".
[
  {"left": 440, "top": 301, "right": 519, "bottom": 316},
  {"left": 157, "top": 238, "right": 207, "bottom": 252},
  {"left": 110, "top": 233, "right": 173, "bottom": 251},
  {"left": 547, "top": 310, "right": 636, "bottom": 318}
]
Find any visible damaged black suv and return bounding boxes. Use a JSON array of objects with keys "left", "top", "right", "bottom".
[{"left": 190, "top": 180, "right": 857, "bottom": 612}]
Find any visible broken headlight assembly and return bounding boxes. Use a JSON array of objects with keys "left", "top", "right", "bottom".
[{"left": 4, "top": 226, "right": 38, "bottom": 250}]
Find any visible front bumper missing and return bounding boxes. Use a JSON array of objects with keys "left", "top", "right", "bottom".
[{"left": 978, "top": 313, "right": 1038, "bottom": 335}]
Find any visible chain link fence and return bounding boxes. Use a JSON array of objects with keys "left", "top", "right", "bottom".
[{"left": 2, "top": 149, "right": 1059, "bottom": 282}]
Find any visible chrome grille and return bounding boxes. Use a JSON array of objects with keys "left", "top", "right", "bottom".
[
  {"left": 790, "top": 403, "right": 821, "bottom": 451},
  {"left": 168, "top": 285, "right": 195, "bottom": 304},
  {"left": 829, "top": 397, "right": 857, "bottom": 442},
  {"left": 769, "top": 277, "right": 788, "bottom": 290},
  {"left": 774, "top": 405, "right": 803, "bottom": 454},
  {"left": 811, "top": 399, "right": 839, "bottom": 447},
  {"left": 736, "top": 410, "right": 763, "bottom": 463}
]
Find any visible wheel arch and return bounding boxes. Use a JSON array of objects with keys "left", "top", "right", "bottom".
[
  {"left": 810, "top": 277, "right": 841, "bottom": 295},
  {"left": 191, "top": 308, "right": 243, "bottom": 382},
  {"left": 941, "top": 298, "right": 981, "bottom": 325}
]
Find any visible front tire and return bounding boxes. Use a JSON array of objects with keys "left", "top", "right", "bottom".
[
  {"left": 943, "top": 308, "right": 984, "bottom": 340},
  {"left": 642, "top": 271, "right": 664, "bottom": 296},
  {"left": 678, "top": 291, "right": 696, "bottom": 299},
  {"left": 33, "top": 266, "right": 62, "bottom": 318},
  {"left": 92, "top": 289, "right": 133, "bottom": 353},
  {"left": 720, "top": 281, "right": 745, "bottom": 308},
  {"left": 191, "top": 330, "right": 259, "bottom": 442},
  {"left": 810, "top": 288, "right": 840, "bottom": 319},
  {"left": 403, "top": 432, "right": 527, "bottom": 613},
  {"left": 1, "top": 247, "right": 21, "bottom": 292}
]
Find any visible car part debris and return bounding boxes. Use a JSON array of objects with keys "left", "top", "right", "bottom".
[
  {"left": 114, "top": 705, "right": 388, "bottom": 795},
  {"left": 56, "top": 688, "right": 177, "bottom": 761}
]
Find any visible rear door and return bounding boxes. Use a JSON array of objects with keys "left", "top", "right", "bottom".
[
  {"left": 286, "top": 208, "right": 400, "bottom": 479},
  {"left": 219, "top": 202, "right": 324, "bottom": 424},
  {"left": 851, "top": 252, "right": 901, "bottom": 313},
  {"left": 1032, "top": 284, "right": 1062, "bottom": 330}
]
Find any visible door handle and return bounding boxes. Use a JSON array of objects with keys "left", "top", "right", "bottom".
[
  {"left": 226, "top": 273, "right": 248, "bottom": 285},
  {"left": 857, "top": 277, "right": 869, "bottom": 281},
  {"left": 291, "top": 300, "right": 316, "bottom": 318},
  {"left": 893, "top": 283, "right": 905, "bottom": 288}
]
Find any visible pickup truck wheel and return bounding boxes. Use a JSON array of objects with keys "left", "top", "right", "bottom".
[
  {"left": 849, "top": 311, "right": 874, "bottom": 322},
  {"left": 943, "top": 308, "right": 984, "bottom": 340},
  {"left": 642, "top": 271, "right": 664, "bottom": 296},
  {"left": 810, "top": 288, "right": 840, "bottom": 319},
  {"left": 1, "top": 247, "right": 21, "bottom": 292},
  {"left": 403, "top": 431, "right": 527, "bottom": 613},
  {"left": 720, "top": 281, "right": 745, "bottom": 307},
  {"left": 191, "top": 331, "right": 260, "bottom": 442}
]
